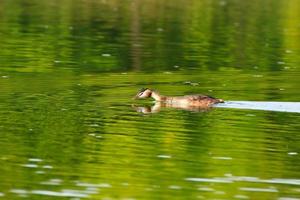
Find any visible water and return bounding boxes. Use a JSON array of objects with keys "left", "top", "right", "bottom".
[
  {"left": 216, "top": 101, "right": 300, "bottom": 113},
  {"left": 0, "top": 0, "right": 300, "bottom": 199}
]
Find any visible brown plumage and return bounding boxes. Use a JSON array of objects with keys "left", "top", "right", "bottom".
[
  {"left": 134, "top": 88, "right": 224, "bottom": 108},
  {"left": 182, "top": 95, "right": 224, "bottom": 106}
]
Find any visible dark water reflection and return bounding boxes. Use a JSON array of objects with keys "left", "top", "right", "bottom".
[
  {"left": 0, "top": 0, "right": 300, "bottom": 199},
  {"left": 133, "top": 101, "right": 300, "bottom": 113}
]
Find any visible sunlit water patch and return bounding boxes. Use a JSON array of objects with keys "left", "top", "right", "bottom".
[
  {"left": 0, "top": 0, "right": 300, "bottom": 199},
  {"left": 216, "top": 101, "right": 300, "bottom": 113}
]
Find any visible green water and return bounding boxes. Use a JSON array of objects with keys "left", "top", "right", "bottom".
[{"left": 0, "top": 0, "right": 300, "bottom": 199}]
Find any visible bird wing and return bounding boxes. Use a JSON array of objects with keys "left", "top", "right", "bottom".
[{"left": 186, "top": 95, "right": 213, "bottom": 101}]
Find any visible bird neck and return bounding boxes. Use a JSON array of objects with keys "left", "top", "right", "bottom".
[{"left": 151, "top": 91, "right": 165, "bottom": 101}]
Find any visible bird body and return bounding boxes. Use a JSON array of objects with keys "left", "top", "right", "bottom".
[{"left": 134, "top": 88, "right": 224, "bottom": 108}]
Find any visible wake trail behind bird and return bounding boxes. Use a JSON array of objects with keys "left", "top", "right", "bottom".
[{"left": 215, "top": 101, "right": 300, "bottom": 113}]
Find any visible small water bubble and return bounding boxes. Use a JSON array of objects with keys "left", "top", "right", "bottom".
[
  {"left": 253, "top": 74, "right": 263, "bottom": 78},
  {"left": 164, "top": 71, "right": 172, "bottom": 74},
  {"left": 198, "top": 187, "right": 214, "bottom": 192},
  {"left": 76, "top": 182, "right": 111, "bottom": 188},
  {"left": 31, "top": 189, "right": 88, "bottom": 198},
  {"left": 212, "top": 156, "right": 232, "bottom": 160},
  {"left": 54, "top": 60, "right": 61, "bottom": 63},
  {"left": 28, "top": 128, "right": 33, "bottom": 131},
  {"left": 277, "top": 61, "right": 285, "bottom": 65},
  {"left": 279, "top": 88, "right": 285, "bottom": 91},
  {"left": 185, "top": 177, "right": 232, "bottom": 183},
  {"left": 173, "top": 65, "right": 180, "bottom": 68},
  {"left": 234, "top": 194, "right": 249, "bottom": 199},
  {"left": 145, "top": 188, "right": 153, "bottom": 191},
  {"left": 219, "top": 0, "right": 227, "bottom": 6},
  {"left": 168, "top": 185, "right": 181, "bottom": 190},
  {"left": 0, "top": 192, "right": 5, "bottom": 197},
  {"left": 239, "top": 187, "right": 278, "bottom": 193},
  {"left": 224, "top": 173, "right": 232, "bottom": 177},
  {"left": 89, "top": 133, "right": 96, "bottom": 137},
  {"left": 278, "top": 197, "right": 300, "bottom": 200},
  {"left": 41, "top": 179, "right": 62, "bottom": 185},
  {"left": 151, "top": 185, "right": 160, "bottom": 188},
  {"left": 215, "top": 191, "right": 226, "bottom": 195},
  {"left": 284, "top": 66, "right": 290, "bottom": 70},
  {"left": 42, "top": 165, "right": 53, "bottom": 169},
  {"left": 1, "top": 156, "right": 7, "bottom": 160},
  {"left": 95, "top": 135, "right": 102, "bottom": 138},
  {"left": 102, "top": 53, "right": 111, "bottom": 57},
  {"left": 132, "top": 43, "right": 141, "bottom": 47},
  {"left": 285, "top": 50, "right": 292, "bottom": 54},
  {"left": 35, "top": 171, "right": 45, "bottom": 174},
  {"left": 89, "top": 124, "right": 99, "bottom": 127},
  {"left": 52, "top": 179, "right": 62, "bottom": 183},
  {"left": 28, "top": 158, "right": 43, "bottom": 162},
  {"left": 84, "top": 187, "right": 99, "bottom": 194},
  {"left": 288, "top": 152, "right": 298, "bottom": 155},
  {"left": 69, "top": 26, "right": 74, "bottom": 30},
  {"left": 157, "top": 155, "right": 171, "bottom": 159},
  {"left": 98, "top": 183, "right": 112, "bottom": 188},
  {"left": 191, "top": 82, "right": 199, "bottom": 86},
  {"left": 10, "top": 189, "right": 28, "bottom": 194},
  {"left": 1, "top": 76, "right": 8, "bottom": 78},
  {"left": 157, "top": 28, "right": 164, "bottom": 32}
]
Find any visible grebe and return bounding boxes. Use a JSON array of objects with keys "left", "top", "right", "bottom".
[{"left": 134, "top": 88, "right": 224, "bottom": 107}]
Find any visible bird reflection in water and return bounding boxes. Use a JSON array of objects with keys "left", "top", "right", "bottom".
[{"left": 132, "top": 101, "right": 213, "bottom": 114}]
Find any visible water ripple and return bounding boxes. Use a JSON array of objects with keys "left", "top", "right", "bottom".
[
  {"left": 186, "top": 176, "right": 300, "bottom": 186},
  {"left": 216, "top": 101, "right": 300, "bottom": 113}
]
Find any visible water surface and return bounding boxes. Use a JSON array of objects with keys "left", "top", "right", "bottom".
[
  {"left": 216, "top": 101, "right": 300, "bottom": 113},
  {"left": 0, "top": 0, "right": 300, "bottom": 199}
]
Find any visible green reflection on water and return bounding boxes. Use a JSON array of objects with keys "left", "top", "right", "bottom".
[{"left": 0, "top": 0, "right": 300, "bottom": 199}]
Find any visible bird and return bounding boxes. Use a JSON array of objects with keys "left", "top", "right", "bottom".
[{"left": 134, "top": 88, "right": 224, "bottom": 108}]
